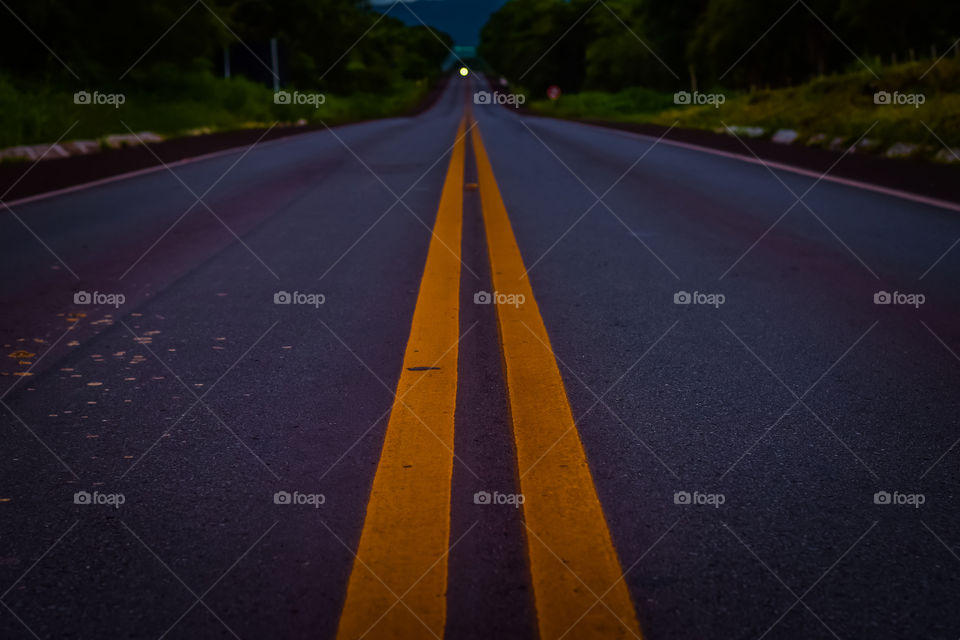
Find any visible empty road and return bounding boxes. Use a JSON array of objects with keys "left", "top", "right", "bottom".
[{"left": 2, "top": 75, "right": 960, "bottom": 639}]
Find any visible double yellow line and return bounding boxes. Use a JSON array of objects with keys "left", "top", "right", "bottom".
[{"left": 336, "top": 111, "right": 642, "bottom": 639}]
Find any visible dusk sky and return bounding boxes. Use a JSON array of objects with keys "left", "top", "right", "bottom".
[{"left": 370, "top": 0, "right": 509, "bottom": 47}]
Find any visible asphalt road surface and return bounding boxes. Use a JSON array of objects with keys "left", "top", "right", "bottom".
[{"left": 2, "top": 75, "right": 960, "bottom": 640}]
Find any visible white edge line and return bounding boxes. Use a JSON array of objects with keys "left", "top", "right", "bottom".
[
  {"left": 2, "top": 125, "right": 346, "bottom": 209},
  {"left": 540, "top": 117, "right": 960, "bottom": 214}
]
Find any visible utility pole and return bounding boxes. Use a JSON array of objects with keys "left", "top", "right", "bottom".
[
  {"left": 270, "top": 37, "right": 280, "bottom": 91},
  {"left": 223, "top": 46, "right": 231, "bottom": 79}
]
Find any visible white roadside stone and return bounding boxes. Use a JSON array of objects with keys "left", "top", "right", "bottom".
[
  {"left": 884, "top": 142, "right": 919, "bottom": 158},
  {"left": 103, "top": 132, "right": 162, "bottom": 149},
  {"left": 136, "top": 131, "right": 164, "bottom": 144},
  {"left": 771, "top": 129, "right": 799, "bottom": 144},
  {"left": 0, "top": 146, "right": 38, "bottom": 161},
  {"left": 828, "top": 137, "right": 848, "bottom": 151},
  {"left": 28, "top": 143, "right": 70, "bottom": 159},
  {"left": 62, "top": 140, "right": 101, "bottom": 155},
  {"left": 103, "top": 134, "right": 143, "bottom": 149},
  {"left": 934, "top": 148, "right": 960, "bottom": 163},
  {"left": 0, "top": 144, "right": 70, "bottom": 162},
  {"left": 724, "top": 125, "right": 766, "bottom": 138}
]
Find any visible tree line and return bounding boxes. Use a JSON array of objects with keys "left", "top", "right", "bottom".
[
  {"left": 479, "top": 0, "right": 960, "bottom": 94},
  {"left": 0, "top": 0, "right": 452, "bottom": 92}
]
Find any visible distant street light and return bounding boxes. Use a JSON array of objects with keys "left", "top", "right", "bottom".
[{"left": 459, "top": 67, "right": 469, "bottom": 77}]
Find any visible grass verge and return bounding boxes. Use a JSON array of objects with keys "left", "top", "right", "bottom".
[
  {"left": 528, "top": 59, "right": 960, "bottom": 159},
  {"left": 0, "top": 69, "right": 431, "bottom": 151}
]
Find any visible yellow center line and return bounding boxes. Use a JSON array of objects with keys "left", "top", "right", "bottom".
[
  {"left": 469, "top": 116, "right": 644, "bottom": 640},
  {"left": 336, "top": 117, "right": 467, "bottom": 640}
]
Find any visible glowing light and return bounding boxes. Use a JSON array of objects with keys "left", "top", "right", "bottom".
[{"left": 459, "top": 67, "right": 469, "bottom": 77}]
